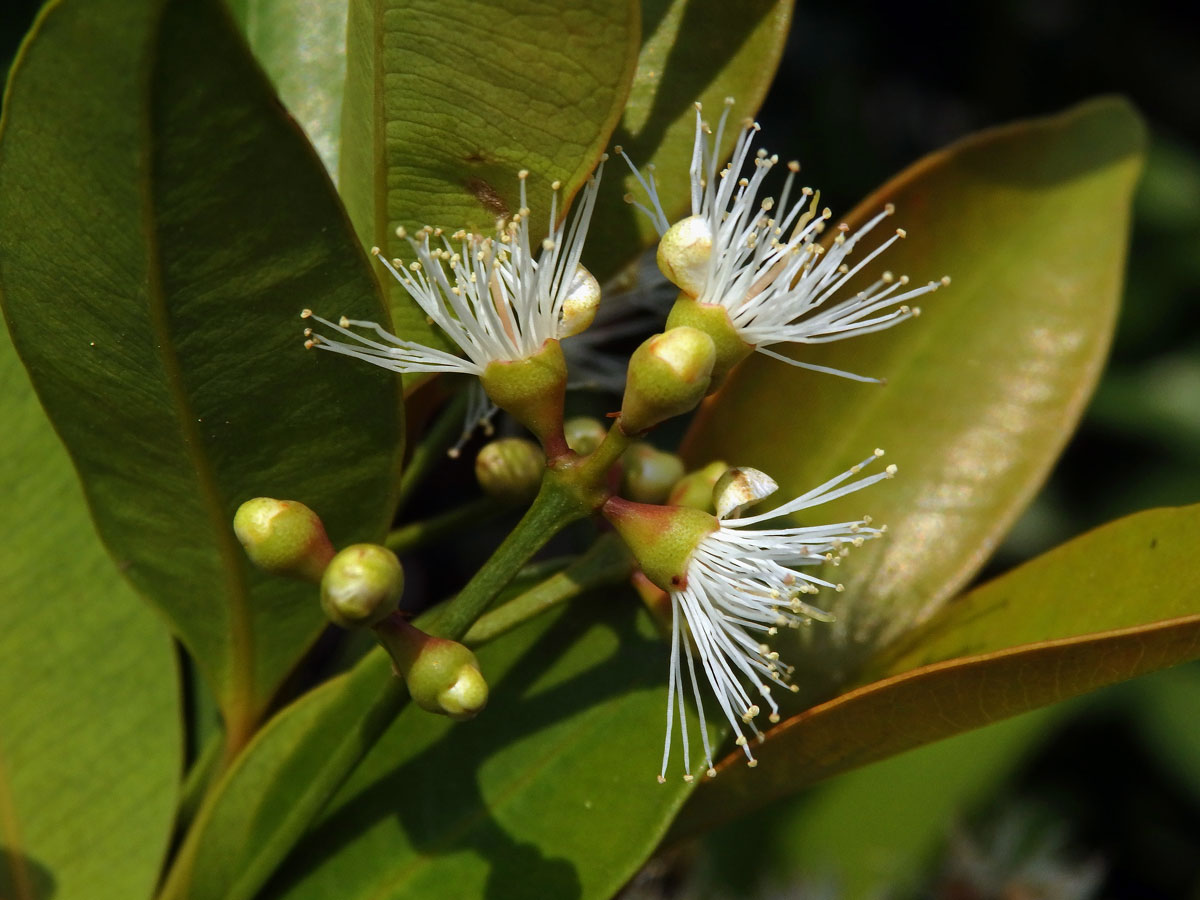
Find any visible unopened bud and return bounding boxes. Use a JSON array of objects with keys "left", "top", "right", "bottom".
[
  {"left": 233, "top": 498, "right": 334, "bottom": 583},
  {"left": 475, "top": 437, "right": 543, "bottom": 504},
  {"left": 619, "top": 326, "right": 715, "bottom": 435},
  {"left": 621, "top": 443, "right": 685, "bottom": 504},
  {"left": 665, "top": 295, "right": 754, "bottom": 387},
  {"left": 713, "top": 466, "right": 778, "bottom": 519},
  {"left": 377, "top": 619, "right": 489, "bottom": 721},
  {"left": 657, "top": 215, "right": 712, "bottom": 298},
  {"left": 563, "top": 416, "right": 607, "bottom": 456},
  {"left": 667, "top": 460, "right": 728, "bottom": 511},
  {"left": 320, "top": 544, "right": 404, "bottom": 628}
]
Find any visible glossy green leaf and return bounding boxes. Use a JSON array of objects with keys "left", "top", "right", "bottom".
[
  {"left": 269, "top": 603, "right": 696, "bottom": 900},
  {"left": 706, "top": 709, "right": 1055, "bottom": 899},
  {"left": 176, "top": 599, "right": 700, "bottom": 900},
  {"left": 683, "top": 98, "right": 1146, "bottom": 693},
  {"left": 226, "top": 0, "right": 348, "bottom": 179},
  {"left": 0, "top": 0, "right": 404, "bottom": 744},
  {"left": 0, "top": 262, "right": 181, "bottom": 896},
  {"left": 586, "top": 0, "right": 794, "bottom": 281},
  {"left": 674, "top": 502, "right": 1200, "bottom": 835},
  {"left": 339, "top": 0, "right": 640, "bottom": 348}
]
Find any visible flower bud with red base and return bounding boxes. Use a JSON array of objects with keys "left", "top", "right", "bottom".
[
  {"left": 376, "top": 618, "right": 489, "bottom": 721},
  {"left": 233, "top": 498, "right": 334, "bottom": 583},
  {"left": 619, "top": 326, "right": 715, "bottom": 435}
]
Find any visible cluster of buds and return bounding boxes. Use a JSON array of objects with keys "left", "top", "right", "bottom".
[
  {"left": 284, "top": 97, "right": 947, "bottom": 781},
  {"left": 233, "top": 498, "right": 488, "bottom": 722}
]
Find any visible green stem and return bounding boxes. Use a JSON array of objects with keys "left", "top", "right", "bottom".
[
  {"left": 463, "top": 534, "right": 632, "bottom": 646},
  {"left": 424, "top": 474, "right": 590, "bottom": 641},
  {"left": 160, "top": 475, "right": 588, "bottom": 900},
  {"left": 385, "top": 496, "right": 505, "bottom": 555},
  {"left": 396, "top": 389, "right": 469, "bottom": 512}
]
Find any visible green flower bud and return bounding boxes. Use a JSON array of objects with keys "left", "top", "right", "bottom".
[
  {"left": 475, "top": 437, "right": 544, "bottom": 504},
  {"left": 619, "top": 326, "right": 715, "bottom": 435},
  {"left": 376, "top": 619, "right": 489, "bottom": 721},
  {"left": 233, "top": 498, "right": 334, "bottom": 583},
  {"left": 667, "top": 460, "right": 728, "bottom": 511},
  {"left": 665, "top": 294, "right": 754, "bottom": 387},
  {"left": 320, "top": 544, "right": 404, "bottom": 629},
  {"left": 657, "top": 215, "right": 712, "bottom": 297},
  {"left": 712, "top": 466, "right": 779, "bottom": 519},
  {"left": 563, "top": 416, "right": 607, "bottom": 456},
  {"left": 621, "top": 443, "right": 686, "bottom": 504},
  {"left": 479, "top": 340, "right": 569, "bottom": 456},
  {"left": 601, "top": 496, "right": 717, "bottom": 592}
]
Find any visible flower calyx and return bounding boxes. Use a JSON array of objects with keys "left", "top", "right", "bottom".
[
  {"left": 601, "top": 496, "right": 717, "bottom": 592},
  {"left": 664, "top": 295, "right": 753, "bottom": 388},
  {"left": 479, "top": 339, "right": 569, "bottom": 457}
]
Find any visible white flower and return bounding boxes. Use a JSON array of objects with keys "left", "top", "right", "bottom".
[
  {"left": 660, "top": 450, "right": 895, "bottom": 782},
  {"left": 622, "top": 99, "right": 948, "bottom": 382},
  {"left": 301, "top": 164, "right": 604, "bottom": 375}
]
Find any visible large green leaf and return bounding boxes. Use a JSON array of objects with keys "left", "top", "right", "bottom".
[
  {"left": 173, "top": 600, "right": 700, "bottom": 900},
  {"left": 338, "top": 0, "right": 640, "bottom": 347},
  {"left": 226, "top": 0, "right": 348, "bottom": 179},
  {"left": 0, "top": 0, "right": 403, "bottom": 745},
  {"left": 683, "top": 98, "right": 1146, "bottom": 694},
  {"left": 586, "top": 0, "right": 794, "bottom": 281},
  {"left": 267, "top": 603, "right": 696, "bottom": 900},
  {"left": 0, "top": 246, "right": 181, "bottom": 896},
  {"left": 704, "top": 708, "right": 1055, "bottom": 899},
  {"left": 673, "top": 502, "right": 1200, "bottom": 835}
]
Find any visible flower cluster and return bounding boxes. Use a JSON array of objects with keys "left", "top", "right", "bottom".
[
  {"left": 622, "top": 98, "right": 949, "bottom": 382},
  {"left": 298, "top": 99, "right": 944, "bottom": 782},
  {"left": 657, "top": 453, "right": 893, "bottom": 781},
  {"left": 302, "top": 165, "right": 603, "bottom": 377}
]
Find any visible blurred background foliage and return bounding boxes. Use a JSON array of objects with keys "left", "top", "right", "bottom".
[{"left": 3, "top": 1, "right": 1198, "bottom": 898}]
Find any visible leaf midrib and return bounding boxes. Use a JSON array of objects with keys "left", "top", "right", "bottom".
[{"left": 140, "top": 0, "right": 255, "bottom": 745}]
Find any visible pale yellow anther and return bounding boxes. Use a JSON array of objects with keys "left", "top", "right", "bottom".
[
  {"left": 896, "top": 228, "right": 907, "bottom": 238},
  {"left": 338, "top": 316, "right": 350, "bottom": 327},
  {"left": 551, "top": 180, "right": 562, "bottom": 191},
  {"left": 518, "top": 169, "right": 529, "bottom": 180},
  {"left": 300, "top": 308, "right": 313, "bottom": 318}
]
